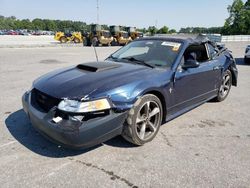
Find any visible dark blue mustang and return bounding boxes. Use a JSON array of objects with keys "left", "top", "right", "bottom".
[{"left": 22, "top": 36, "right": 238, "bottom": 149}]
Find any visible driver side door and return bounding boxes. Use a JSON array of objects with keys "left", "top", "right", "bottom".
[{"left": 170, "top": 43, "right": 220, "bottom": 114}]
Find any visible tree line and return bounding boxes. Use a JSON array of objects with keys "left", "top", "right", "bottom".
[
  {"left": 0, "top": 16, "right": 92, "bottom": 32},
  {"left": 0, "top": 0, "right": 249, "bottom": 35},
  {"left": 180, "top": 0, "right": 249, "bottom": 35}
]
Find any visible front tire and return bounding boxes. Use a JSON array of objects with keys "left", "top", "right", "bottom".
[
  {"left": 74, "top": 38, "right": 80, "bottom": 43},
  {"left": 215, "top": 69, "right": 232, "bottom": 102},
  {"left": 122, "top": 94, "right": 163, "bottom": 145}
]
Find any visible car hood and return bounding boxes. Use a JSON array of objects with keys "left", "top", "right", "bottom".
[{"left": 33, "top": 61, "right": 168, "bottom": 99}]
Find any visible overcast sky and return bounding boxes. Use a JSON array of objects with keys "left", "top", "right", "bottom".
[{"left": 0, "top": 0, "right": 237, "bottom": 30}]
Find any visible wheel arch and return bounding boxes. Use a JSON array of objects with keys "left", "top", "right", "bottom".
[
  {"left": 224, "top": 63, "right": 237, "bottom": 87},
  {"left": 144, "top": 90, "right": 167, "bottom": 123}
]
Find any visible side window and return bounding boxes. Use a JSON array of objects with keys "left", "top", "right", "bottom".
[
  {"left": 183, "top": 44, "right": 209, "bottom": 64},
  {"left": 207, "top": 43, "right": 217, "bottom": 59}
]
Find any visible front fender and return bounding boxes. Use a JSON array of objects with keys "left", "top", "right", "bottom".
[{"left": 108, "top": 78, "right": 172, "bottom": 112}]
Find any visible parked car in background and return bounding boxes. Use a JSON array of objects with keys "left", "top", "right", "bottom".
[
  {"left": 0, "top": 29, "right": 54, "bottom": 36},
  {"left": 32, "top": 30, "right": 42, "bottom": 36},
  {"left": 245, "top": 45, "right": 250, "bottom": 64},
  {"left": 22, "top": 35, "right": 238, "bottom": 149},
  {"left": 16, "top": 29, "right": 30, "bottom": 36},
  {"left": 7, "top": 30, "right": 18, "bottom": 35}
]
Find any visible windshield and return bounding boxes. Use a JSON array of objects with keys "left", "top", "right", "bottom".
[
  {"left": 121, "top": 32, "right": 129, "bottom": 38},
  {"left": 103, "top": 31, "right": 111, "bottom": 38},
  {"left": 110, "top": 40, "right": 182, "bottom": 68}
]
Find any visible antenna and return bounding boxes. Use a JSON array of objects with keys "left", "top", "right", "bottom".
[
  {"left": 155, "top": 19, "right": 158, "bottom": 28},
  {"left": 96, "top": 0, "right": 99, "bottom": 24},
  {"left": 93, "top": 0, "right": 99, "bottom": 62},
  {"left": 93, "top": 45, "right": 99, "bottom": 62}
]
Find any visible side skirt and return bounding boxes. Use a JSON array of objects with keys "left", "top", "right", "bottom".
[{"left": 164, "top": 95, "right": 217, "bottom": 123}]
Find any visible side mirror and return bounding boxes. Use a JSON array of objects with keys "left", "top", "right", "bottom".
[{"left": 182, "top": 60, "right": 200, "bottom": 69}]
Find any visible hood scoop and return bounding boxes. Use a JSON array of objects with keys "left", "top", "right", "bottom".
[{"left": 77, "top": 62, "right": 121, "bottom": 72}]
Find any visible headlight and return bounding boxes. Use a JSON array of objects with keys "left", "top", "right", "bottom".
[{"left": 58, "top": 98, "right": 111, "bottom": 113}]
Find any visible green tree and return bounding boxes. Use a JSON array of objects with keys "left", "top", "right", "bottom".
[
  {"left": 32, "top": 18, "right": 46, "bottom": 30},
  {"left": 243, "top": 0, "right": 250, "bottom": 34},
  {"left": 148, "top": 26, "right": 158, "bottom": 36},
  {"left": 3, "top": 16, "right": 17, "bottom": 29},
  {"left": 169, "top": 29, "right": 177, "bottom": 34},
  {"left": 179, "top": 27, "right": 193, "bottom": 33},
  {"left": 0, "top": 15, "right": 7, "bottom": 29},
  {"left": 44, "top": 19, "right": 57, "bottom": 31},
  {"left": 157, "top": 26, "right": 169, "bottom": 34},
  {"left": 222, "top": 0, "right": 248, "bottom": 34},
  {"left": 20, "top": 19, "right": 33, "bottom": 29}
]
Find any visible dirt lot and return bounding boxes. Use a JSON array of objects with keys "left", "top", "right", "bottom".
[{"left": 0, "top": 42, "right": 250, "bottom": 188}]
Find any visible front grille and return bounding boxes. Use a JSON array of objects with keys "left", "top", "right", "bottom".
[{"left": 31, "top": 88, "right": 61, "bottom": 113}]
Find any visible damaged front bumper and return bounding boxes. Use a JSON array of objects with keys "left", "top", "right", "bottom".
[{"left": 22, "top": 91, "right": 128, "bottom": 149}]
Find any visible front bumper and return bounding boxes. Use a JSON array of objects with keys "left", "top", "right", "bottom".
[{"left": 22, "top": 91, "right": 127, "bottom": 149}]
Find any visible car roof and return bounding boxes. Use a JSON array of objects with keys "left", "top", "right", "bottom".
[{"left": 137, "top": 34, "right": 211, "bottom": 45}]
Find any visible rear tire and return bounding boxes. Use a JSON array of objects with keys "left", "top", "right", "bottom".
[
  {"left": 214, "top": 69, "right": 232, "bottom": 102},
  {"left": 122, "top": 94, "right": 163, "bottom": 146},
  {"left": 60, "top": 36, "right": 67, "bottom": 43}
]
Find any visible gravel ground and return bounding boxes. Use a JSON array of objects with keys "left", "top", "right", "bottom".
[{"left": 0, "top": 42, "right": 249, "bottom": 188}]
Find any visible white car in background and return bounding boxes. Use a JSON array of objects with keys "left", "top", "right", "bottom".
[{"left": 245, "top": 45, "right": 250, "bottom": 64}]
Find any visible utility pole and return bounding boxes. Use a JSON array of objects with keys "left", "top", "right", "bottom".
[
  {"left": 97, "top": 0, "right": 99, "bottom": 24},
  {"left": 155, "top": 19, "right": 158, "bottom": 29}
]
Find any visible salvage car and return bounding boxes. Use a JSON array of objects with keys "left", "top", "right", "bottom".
[
  {"left": 245, "top": 45, "right": 250, "bottom": 64},
  {"left": 22, "top": 36, "right": 238, "bottom": 149}
]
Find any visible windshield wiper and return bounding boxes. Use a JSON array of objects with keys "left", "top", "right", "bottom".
[
  {"left": 107, "top": 55, "right": 118, "bottom": 61},
  {"left": 121, "top": 57, "right": 154, "bottom": 68}
]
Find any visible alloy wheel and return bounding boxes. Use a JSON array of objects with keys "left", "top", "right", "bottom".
[
  {"left": 219, "top": 72, "right": 231, "bottom": 98},
  {"left": 135, "top": 101, "right": 161, "bottom": 140}
]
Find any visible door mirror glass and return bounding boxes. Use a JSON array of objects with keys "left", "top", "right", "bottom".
[
  {"left": 182, "top": 59, "right": 200, "bottom": 69},
  {"left": 182, "top": 52, "right": 200, "bottom": 69}
]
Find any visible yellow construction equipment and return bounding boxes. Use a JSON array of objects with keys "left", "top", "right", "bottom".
[
  {"left": 54, "top": 31, "right": 83, "bottom": 43},
  {"left": 83, "top": 24, "right": 113, "bottom": 46},
  {"left": 125, "top": 27, "right": 143, "bottom": 40},
  {"left": 110, "top": 25, "right": 132, "bottom": 46}
]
